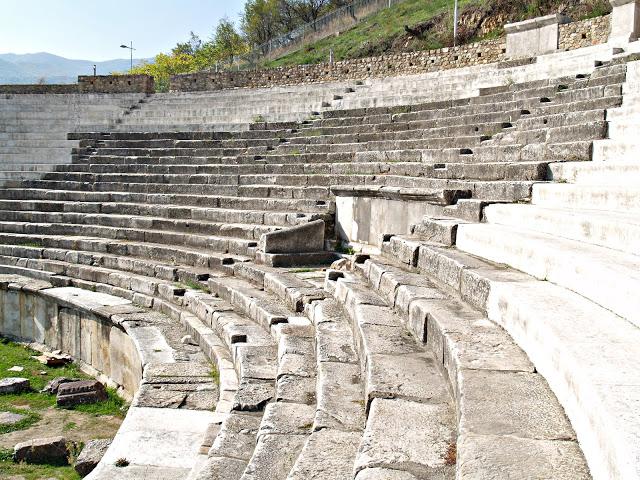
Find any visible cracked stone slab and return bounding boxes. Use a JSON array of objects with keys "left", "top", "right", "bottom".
[
  {"left": 459, "top": 369, "right": 576, "bottom": 440},
  {"left": 366, "top": 353, "right": 451, "bottom": 406},
  {"left": 276, "top": 374, "right": 316, "bottom": 404},
  {"left": 258, "top": 402, "right": 315, "bottom": 437},
  {"left": 355, "top": 398, "right": 455, "bottom": 478},
  {"left": 316, "top": 361, "right": 366, "bottom": 432},
  {"left": 288, "top": 429, "right": 362, "bottom": 480},
  {"left": 210, "top": 413, "right": 262, "bottom": 461},
  {"left": 193, "top": 456, "right": 247, "bottom": 480},
  {"left": 456, "top": 433, "right": 590, "bottom": 479},
  {"left": 241, "top": 433, "right": 307, "bottom": 480},
  {"left": 233, "top": 378, "right": 275, "bottom": 412},
  {"left": 235, "top": 345, "right": 278, "bottom": 380},
  {"left": 316, "top": 320, "right": 358, "bottom": 363}
]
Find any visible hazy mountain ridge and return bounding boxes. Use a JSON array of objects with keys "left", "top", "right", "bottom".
[{"left": 0, "top": 52, "right": 151, "bottom": 84}]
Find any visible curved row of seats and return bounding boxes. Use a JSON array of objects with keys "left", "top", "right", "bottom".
[{"left": 1, "top": 43, "right": 639, "bottom": 479}]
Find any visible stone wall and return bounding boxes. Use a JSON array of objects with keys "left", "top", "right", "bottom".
[
  {"left": 0, "top": 84, "right": 78, "bottom": 94},
  {"left": 0, "top": 284, "right": 143, "bottom": 397},
  {"left": 171, "top": 15, "right": 611, "bottom": 92},
  {"left": 171, "top": 39, "right": 506, "bottom": 91},
  {"left": 78, "top": 75, "right": 154, "bottom": 94},
  {"left": 0, "top": 75, "right": 154, "bottom": 95},
  {"left": 559, "top": 15, "right": 611, "bottom": 50}
]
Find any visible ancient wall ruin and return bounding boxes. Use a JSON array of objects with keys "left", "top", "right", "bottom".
[
  {"left": 171, "top": 15, "right": 610, "bottom": 92},
  {"left": 0, "top": 74, "right": 154, "bottom": 95}
]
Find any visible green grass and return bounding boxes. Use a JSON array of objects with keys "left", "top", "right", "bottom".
[
  {"left": 210, "top": 365, "right": 220, "bottom": 385},
  {"left": 0, "top": 337, "right": 127, "bottom": 419},
  {"left": 335, "top": 243, "right": 356, "bottom": 255},
  {"left": 0, "top": 406, "right": 40, "bottom": 434},
  {"left": 0, "top": 448, "right": 81, "bottom": 480},
  {"left": 177, "top": 280, "right": 211, "bottom": 293},
  {"left": 263, "top": 0, "right": 474, "bottom": 68},
  {"left": 287, "top": 268, "right": 319, "bottom": 273}
]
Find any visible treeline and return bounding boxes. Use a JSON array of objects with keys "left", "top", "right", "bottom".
[
  {"left": 242, "top": 0, "right": 350, "bottom": 47},
  {"left": 126, "top": 0, "right": 351, "bottom": 91}
]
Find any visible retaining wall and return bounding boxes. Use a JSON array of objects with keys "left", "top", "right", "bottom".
[
  {"left": 0, "top": 281, "right": 143, "bottom": 397},
  {"left": 0, "top": 75, "right": 154, "bottom": 95},
  {"left": 171, "top": 16, "right": 610, "bottom": 92}
]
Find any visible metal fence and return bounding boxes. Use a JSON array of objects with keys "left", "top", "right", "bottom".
[{"left": 240, "top": 0, "right": 407, "bottom": 67}]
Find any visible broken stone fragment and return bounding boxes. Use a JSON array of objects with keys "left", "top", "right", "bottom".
[
  {"left": 74, "top": 439, "right": 111, "bottom": 477},
  {"left": 33, "top": 351, "right": 73, "bottom": 367},
  {"left": 42, "top": 377, "right": 81, "bottom": 395},
  {"left": 0, "top": 377, "right": 30, "bottom": 394},
  {"left": 56, "top": 380, "right": 108, "bottom": 407},
  {"left": 13, "top": 436, "right": 71, "bottom": 465}
]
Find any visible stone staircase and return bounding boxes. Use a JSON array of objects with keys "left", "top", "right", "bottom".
[
  {"left": 0, "top": 93, "right": 149, "bottom": 184},
  {"left": 376, "top": 55, "right": 640, "bottom": 480}
]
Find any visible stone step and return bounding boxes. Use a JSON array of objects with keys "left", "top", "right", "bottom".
[
  {"left": 531, "top": 183, "right": 640, "bottom": 212},
  {"left": 0, "top": 221, "right": 259, "bottom": 257},
  {"left": 381, "top": 235, "right": 640, "bottom": 480},
  {"left": 0, "top": 192, "right": 334, "bottom": 216},
  {"left": 483, "top": 203, "right": 640, "bottom": 255},
  {"left": 592, "top": 138, "right": 640, "bottom": 162},
  {"left": 0, "top": 232, "right": 249, "bottom": 273},
  {"left": 355, "top": 254, "right": 589, "bottom": 479},
  {"left": 0, "top": 210, "right": 277, "bottom": 240},
  {"left": 455, "top": 222, "right": 640, "bottom": 327},
  {"left": 549, "top": 160, "right": 640, "bottom": 185},
  {"left": 328, "top": 275, "right": 456, "bottom": 478}
]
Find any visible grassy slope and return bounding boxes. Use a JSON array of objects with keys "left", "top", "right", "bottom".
[
  {"left": 262, "top": 0, "right": 609, "bottom": 68},
  {"left": 264, "top": 0, "right": 478, "bottom": 67}
]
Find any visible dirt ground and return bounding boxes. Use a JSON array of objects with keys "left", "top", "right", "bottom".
[{"left": 0, "top": 405, "right": 122, "bottom": 449}]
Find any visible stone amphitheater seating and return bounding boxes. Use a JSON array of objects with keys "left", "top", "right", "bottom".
[
  {"left": 0, "top": 38, "right": 639, "bottom": 480},
  {"left": 0, "top": 93, "right": 147, "bottom": 183}
]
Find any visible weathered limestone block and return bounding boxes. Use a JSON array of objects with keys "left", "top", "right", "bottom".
[
  {"left": 259, "top": 220, "right": 325, "bottom": 254},
  {"left": 609, "top": 0, "right": 640, "bottom": 44},
  {"left": 505, "top": 14, "right": 571, "bottom": 59},
  {"left": 14, "top": 436, "right": 70, "bottom": 465},
  {"left": 74, "top": 439, "right": 111, "bottom": 477}
]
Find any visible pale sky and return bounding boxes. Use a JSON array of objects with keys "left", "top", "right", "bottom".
[{"left": 0, "top": 0, "right": 247, "bottom": 61}]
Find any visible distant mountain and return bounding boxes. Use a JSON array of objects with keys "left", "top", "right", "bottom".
[{"left": 0, "top": 52, "right": 151, "bottom": 84}]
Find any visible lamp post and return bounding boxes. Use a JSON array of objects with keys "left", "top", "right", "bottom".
[
  {"left": 453, "top": 0, "right": 459, "bottom": 47},
  {"left": 120, "top": 42, "right": 135, "bottom": 73}
]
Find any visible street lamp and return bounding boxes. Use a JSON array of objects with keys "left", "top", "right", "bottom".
[
  {"left": 453, "top": 0, "right": 459, "bottom": 47},
  {"left": 120, "top": 42, "right": 135, "bottom": 73}
]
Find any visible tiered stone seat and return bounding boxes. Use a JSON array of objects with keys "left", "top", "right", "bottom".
[
  {"left": 0, "top": 93, "right": 148, "bottom": 184},
  {"left": 3, "top": 37, "right": 640, "bottom": 480},
  {"left": 374, "top": 54, "right": 640, "bottom": 480},
  {"left": 113, "top": 83, "right": 356, "bottom": 132}
]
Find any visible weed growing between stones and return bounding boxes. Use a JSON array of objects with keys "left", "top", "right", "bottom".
[
  {"left": 210, "top": 365, "right": 220, "bottom": 385},
  {"left": 178, "top": 280, "right": 211, "bottom": 293}
]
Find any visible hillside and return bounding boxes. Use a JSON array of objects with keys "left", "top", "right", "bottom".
[
  {"left": 263, "top": 0, "right": 610, "bottom": 68},
  {"left": 0, "top": 53, "right": 150, "bottom": 84}
]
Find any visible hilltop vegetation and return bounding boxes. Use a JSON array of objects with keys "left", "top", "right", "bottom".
[
  {"left": 264, "top": 0, "right": 611, "bottom": 67},
  {"left": 127, "top": 0, "right": 611, "bottom": 90}
]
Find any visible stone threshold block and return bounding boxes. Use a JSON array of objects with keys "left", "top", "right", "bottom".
[
  {"left": 505, "top": 14, "right": 571, "bottom": 59},
  {"left": 333, "top": 186, "right": 471, "bottom": 248},
  {"left": 609, "top": 0, "right": 640, "bottom": 45}
]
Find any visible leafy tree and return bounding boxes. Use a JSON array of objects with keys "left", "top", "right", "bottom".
[
  {"left": 127, "top": 53, "right": 195, "bottom": 92},
  {"left": 172, "top": 31, "right": 203, "bottom": 56},
  {"left": 242, "top": 0, "right": 282, "bottom": 46},
  {"left": 212, "top": 17, "right": 249, "bottom": 65}
]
